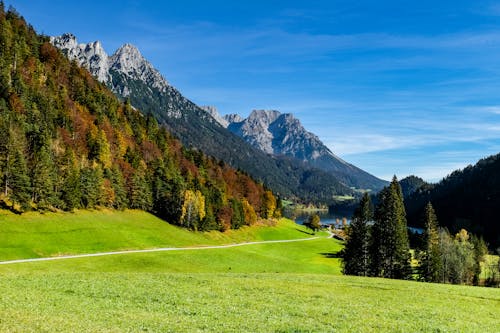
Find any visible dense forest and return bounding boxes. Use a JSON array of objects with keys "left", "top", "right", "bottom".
[
  {"left": 0, "top": 4, "right": 279, "bottom": 231},
  {"left": 404, "top": 154, "right": 500, "bottom": 248},
  {"left": 342, "top": 179, "right": 495, "bottom": 286}
]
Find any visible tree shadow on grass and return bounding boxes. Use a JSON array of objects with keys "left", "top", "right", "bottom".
[
  {"left": 295, "top": 228, "right": 315, "bottom": 236},
  {"left": 319, "top": 252, "right": 342, "bottom": 259}
]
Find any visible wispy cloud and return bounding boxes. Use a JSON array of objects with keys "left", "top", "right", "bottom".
[{"left": 121, "top": 12, "right": 500, "bottom": 181}]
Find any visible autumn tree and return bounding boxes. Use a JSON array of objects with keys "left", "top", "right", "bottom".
[
  {"left": 304, "top": 214, "right": 321, "bottom": 233},
  {"left": 261, "top": 190, "right": 276, "bottom": 219},
  {"left": 180, "top": 189, "right": 205, "bottom": 230},
  {"left": 242, "top": 198, "right": 257, "bottom": 225}
]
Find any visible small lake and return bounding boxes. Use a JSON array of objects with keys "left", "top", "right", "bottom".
[
  {"left": 284, "top": 209, "right": 351, "bottom": 227},
  {"left": 285, "top": 209, "right": 424, "bottom": 234}
]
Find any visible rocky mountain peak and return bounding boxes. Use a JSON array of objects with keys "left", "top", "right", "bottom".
[
  {"left": 50, "top": 33, "right": 77, "bottom": 50},
  {"left": 200, "top": 106, "right": 228, "bottom": 127},
  {"left": 247, "top": 109, "right": 281, "bottom": 125},
  {"left": 109, "top": 43, "right": 168, "bottom": 92},
  {"left": 50, "top": 33, "right": 110, "bottom": 82},
  {"left": 227, "top": 109, "right": 339, "bottom": 162},
  {"left": 51, "top": 34, "right": 168, "bottom": 93},
  {"left": 110, "top": 43, "right": 144, "bottom": 71},
  {"left": 223, "top": 114, "right": 243, "bottom": 124}
]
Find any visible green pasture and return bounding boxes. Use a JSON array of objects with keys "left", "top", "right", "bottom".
[
  {"left": 0, "top": 209, "right": 316, "bottom": 261},
  {"left": 0, "top": 209, "right": 498, "bottom": 332}
]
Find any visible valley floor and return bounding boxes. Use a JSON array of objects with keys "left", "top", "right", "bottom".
[{"left": 0, "top": 210, "right": 498, "bottom": 332}]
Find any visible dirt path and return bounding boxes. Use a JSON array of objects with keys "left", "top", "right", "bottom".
[{"left": 0, "top": 236, "right": 324, "bottom": 265}]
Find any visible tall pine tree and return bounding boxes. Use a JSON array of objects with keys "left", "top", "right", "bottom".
[
  {"left": 418, "top": 202, "right": 442, "bottom": 282},
  {"left": 9, "top": 149, "right": 31, "bottom": 209},
  {"left": 370, "top": 176, "right": 412, "bottom": 279},
  {"left": 342, "top": 192, "right": 373, "bottom": 276}
]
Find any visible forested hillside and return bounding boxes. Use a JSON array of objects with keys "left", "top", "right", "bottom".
[
  {"left": 0, "top": 5, "right": 278, "bottom": 231},
  {"left": 405, "top": 153, "right": 500, "bottom": 248},
  {"left": 399, "top": 175, "right": 429, "bottom": 199},
  {"left": 51, "top": 33, "right": 357, "bottom": 204}
]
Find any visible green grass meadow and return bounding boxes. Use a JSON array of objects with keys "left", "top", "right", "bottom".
[
  {"left": 0, "top": 209, "right": 316, "bottom": 261},
  {"left": 0, "top": 209, "right": 499, "bottom": 332}
]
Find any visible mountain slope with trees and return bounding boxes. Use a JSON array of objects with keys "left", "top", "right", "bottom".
[
  {"left": 0, "top": 4, "right": 279, "bottom": 231},
  {"left": 399, "top": 175, "right": 429, "bottom": 199},
  {"left": 50, "top": 34, "right": 367, "bottom": 204},
  {"left": 404, "top": 153, "right": 500, "bottom": 248}
]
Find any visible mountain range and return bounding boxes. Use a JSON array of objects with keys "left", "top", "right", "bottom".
[
  {"left": 51, "top": 34, "right": 386, "bottom": 202},
  {"left": 223, "top": 109, "right": 387, "bottom": 190}
]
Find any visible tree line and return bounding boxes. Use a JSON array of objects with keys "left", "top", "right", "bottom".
[
  {"left": 341, "top": 176, "right": 497, "bottom": 286},
  {"left": 0, "top": 4, "right": 280, "bottom": 231},
  {"left": 404, "top": 154, "right": 500, "bottom": 249}
]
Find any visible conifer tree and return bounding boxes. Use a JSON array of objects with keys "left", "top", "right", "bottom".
[
  {"left": 342, "top": 192, "right": 373, "bottom": 276},
  {"left": 107, "top": 166, "right": 127, "bottom": 209},
  {"left": 418, "top": 202, "right": 442, "bottom": 282},
  {"left": 230, "top": 198, "right": 244, "bottom": 229},
  {"left": 160, "top": 173, "right": 185, "bottom": 224},
  {"left": 9, "top": 149, "right": 31, "bottom": 209},
  {"left": 31, "top": 144, "right": 56, "bottom": 209},
  {"left": 370, "top": 176, "right": 412, "bottom": 279},
  {"left": 129, "top": 164, "right": 153, "bottom": 211},
  {"left": 471, "top": 235, "right": 488, "bottom": 286},
  {"left": 80, "top": 164, "right": 103, "bottom": 208},
  {"left": 59, "top": 148, "right": 81, "bottom": 210}
]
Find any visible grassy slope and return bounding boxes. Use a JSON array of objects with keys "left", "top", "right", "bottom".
[
  {"left": 0, "top": 209, "right": 317, "bottom": 261},
  {"left": 0, "top": 210, "right": 499, "bottom": 332}
]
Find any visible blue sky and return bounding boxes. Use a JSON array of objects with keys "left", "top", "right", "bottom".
[{"left": 7, "top": 0, "right": 500, "bottom": 182}]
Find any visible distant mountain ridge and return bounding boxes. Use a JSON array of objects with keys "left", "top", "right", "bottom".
[
  {"left": 223, "top": 110, "right": 387, "bottom": 190},
  {"left": 51, "top": 33, "right": 383, "bottom": 202}
]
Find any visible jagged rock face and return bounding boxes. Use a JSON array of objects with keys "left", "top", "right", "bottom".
[
  {"left": 223, "top": 113, "right": 243, "bottom": 124},
  {"left": 226, "top": 110, "right": 388, "bottom": 190},
  {"left": 109, "top": 44, "right": 168, "bottom": 93},
  {"left": 50, "top": 33, "right": 109, "bottom": 82},
  {"left": 200, "top": 106, "right": 228, "bottom": 127},
  {"left": 227, "top": 109, "right": 338, "bottom": 161},
  {"left": 51, "top": 34, "right": 168, "bottom": 96}
]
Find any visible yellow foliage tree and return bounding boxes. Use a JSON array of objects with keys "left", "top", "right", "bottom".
[
  {"left": 261, "top": 190, "right": 276, "bottom": 219},
  {"left": 242, "top": 198, "right": 257, "bottom": 225},
  {"left": 181, "top": 189, "right": 206, "bottom": 230}
]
